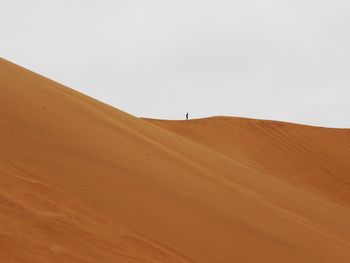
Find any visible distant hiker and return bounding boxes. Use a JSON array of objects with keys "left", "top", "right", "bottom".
[{"left": 186, "top": 112, "right": 189, "bottom": 120}]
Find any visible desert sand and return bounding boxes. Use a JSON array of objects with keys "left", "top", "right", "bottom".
[{"left": 1, "top": 57, "right": 350, "bottom": 262}]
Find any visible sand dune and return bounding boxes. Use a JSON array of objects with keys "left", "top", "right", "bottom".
[{"left": 1, "top": 57, "right": 350, "bottom": 262}]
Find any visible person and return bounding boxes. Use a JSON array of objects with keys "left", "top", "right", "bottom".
[{"left": 186, "top": 112, "right": 189, "bottom": 120}]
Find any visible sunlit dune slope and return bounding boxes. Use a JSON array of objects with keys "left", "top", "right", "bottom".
[
  {"left": 1, "top": 58, "right": 350, "bottom": 262},
  {"left": 147, "top": 117, "right": 350, "bottom": 206},
  {"left": 0, "top": 159, "right": 188, "bottom": 263}
]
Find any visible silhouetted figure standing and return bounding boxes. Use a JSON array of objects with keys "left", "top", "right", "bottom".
[{"left": 186, "top": 112, "right": 189, "bottom": 120}]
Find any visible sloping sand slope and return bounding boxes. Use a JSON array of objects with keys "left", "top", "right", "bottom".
[
  {"left": 147, "top": 117, "right": 350, "bottom": 206},
  {"left": 1, "top": 58, "right": 350, "bottom": 262}
]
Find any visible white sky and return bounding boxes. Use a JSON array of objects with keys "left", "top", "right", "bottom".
[{"left": 1, "top": 0, "right": 350, "bottom": 127}]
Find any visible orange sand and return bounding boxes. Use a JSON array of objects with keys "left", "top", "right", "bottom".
[{"left": 1, "top": 57, "right": 350, "bottom": 262}]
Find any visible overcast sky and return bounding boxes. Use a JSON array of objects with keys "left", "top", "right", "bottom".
[{"left": 2, "top": 0, "right": 350, "bottom": 127}]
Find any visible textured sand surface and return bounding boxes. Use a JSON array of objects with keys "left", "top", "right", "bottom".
[{"left": 1, "top": 58, "right": 350, "bottom": 262}]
